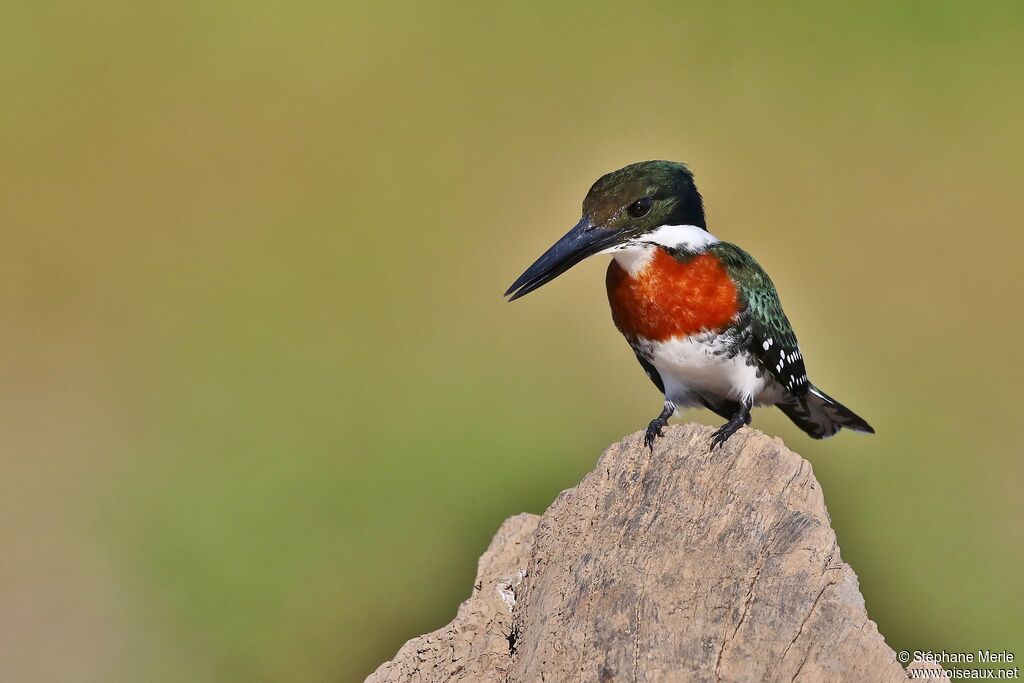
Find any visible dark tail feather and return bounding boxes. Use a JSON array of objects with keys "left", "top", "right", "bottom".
[{"left": 776, "top": 385, "right": 874, "bottom": 439}]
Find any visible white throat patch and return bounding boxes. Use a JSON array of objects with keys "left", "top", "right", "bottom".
[
  {"left": 601, "top": 224, "right": 720, "bottom": 275},
  {"left": 645, "top": 224, "right": 720, "bottom": 250}
]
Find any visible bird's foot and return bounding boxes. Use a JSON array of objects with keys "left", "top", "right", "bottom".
[
  {"left": 644, "top": 418, "right": 668, "bottom": 451},
  {"left": 709, "top": 398, "right": 752, "bottom": 451},
  {"left": 709, "top": 422, "right": 742, "bottom": 451},
  {"left": 704, "top": 403, "right": 753, "bottom": 450}
]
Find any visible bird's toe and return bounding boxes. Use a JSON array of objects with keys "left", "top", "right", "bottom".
[
  {"left": 644, "top": 420, "right": 666, "bottom": 451},
  {"left": 708, "top": 425, "right": 736, "bottom": 451}
]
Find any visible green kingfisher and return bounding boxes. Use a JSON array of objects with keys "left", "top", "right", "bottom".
[{"left": 505, "top": 160, "right": 874, "bottom": 451}]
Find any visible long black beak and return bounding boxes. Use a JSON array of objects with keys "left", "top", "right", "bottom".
[{"left": 505, "top": 218, "right": 625, "bottom": 301}]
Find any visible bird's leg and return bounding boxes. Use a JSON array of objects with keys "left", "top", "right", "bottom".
[
  {"left": 644, "top": 400, "right": 676, "bottom": 451},
  {"left": 709, "top": 396, "right": 753, "bottom": 451}
]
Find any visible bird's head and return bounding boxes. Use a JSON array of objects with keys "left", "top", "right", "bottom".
[{"left": 505, "top": 160, "right": 705, "bottom": 301}]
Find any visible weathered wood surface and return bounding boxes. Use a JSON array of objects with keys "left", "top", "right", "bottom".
[
  {"left": 367, "top": 424, "right": 927, "bottom": 683},
  {"left": 366, "top": 513, "right": 539, "bottom": 683}
]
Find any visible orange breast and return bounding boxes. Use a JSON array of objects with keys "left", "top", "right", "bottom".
[{"left": 606, "top": 249, "right": 739, "bottom": 342}]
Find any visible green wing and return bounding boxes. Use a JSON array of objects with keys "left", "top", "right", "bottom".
[{"left": 708, "top": 242, "right": 810, "bottom": 397}]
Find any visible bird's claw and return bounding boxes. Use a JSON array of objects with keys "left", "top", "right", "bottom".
[
  {"left": 709, "top": 423, "right": 741, "bottom": 451},
  {"left": 644, "top": 419, "right": 666, "bottom": 451}
]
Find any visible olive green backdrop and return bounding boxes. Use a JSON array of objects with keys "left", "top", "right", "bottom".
[{"left": 2, "top": 2, "right": 1022, "bottom": 681}]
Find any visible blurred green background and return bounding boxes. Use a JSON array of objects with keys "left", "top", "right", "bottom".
[{"left": 2, "top": 2, "right": 1022, "bottom": 681}]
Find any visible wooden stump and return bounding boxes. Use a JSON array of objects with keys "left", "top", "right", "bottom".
[{"left": 367, "top": 424, "right": 926, "bottom": 683}]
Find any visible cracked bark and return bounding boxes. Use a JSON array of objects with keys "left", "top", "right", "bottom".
[{"left": 366, "top": 424, "right": 928, "bottom": 683}]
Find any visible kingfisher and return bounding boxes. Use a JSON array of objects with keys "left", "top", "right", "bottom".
[{"left": 505, "top": 160, "right": 874, "bottom": 451}]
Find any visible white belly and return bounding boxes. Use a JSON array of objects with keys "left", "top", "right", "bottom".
[{"left": 637, "top": 334, "right": 782, "bottom": 408}]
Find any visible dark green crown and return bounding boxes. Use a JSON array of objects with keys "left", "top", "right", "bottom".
[
  {"left": 505, "top": 161, "right": 707, "bottom": 301},
  {"left": 583, "top": 160, "right": 706, "bottom": 232}
]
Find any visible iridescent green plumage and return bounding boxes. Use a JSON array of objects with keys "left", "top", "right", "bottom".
[{"left": 707, "top": 242, "right": 809, "bottom": 397}]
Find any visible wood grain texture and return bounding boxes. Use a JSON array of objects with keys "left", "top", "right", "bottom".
[
  {"left": 366, "top": 513, "right": 539, "bottom": 683},
  {"left": 368, "top": 424, "right": 922, "bottom": 683}
]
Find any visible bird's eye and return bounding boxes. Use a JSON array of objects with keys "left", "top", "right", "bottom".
[{"left": 627, "top": 197, "right": 653, "bottom": 218}]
